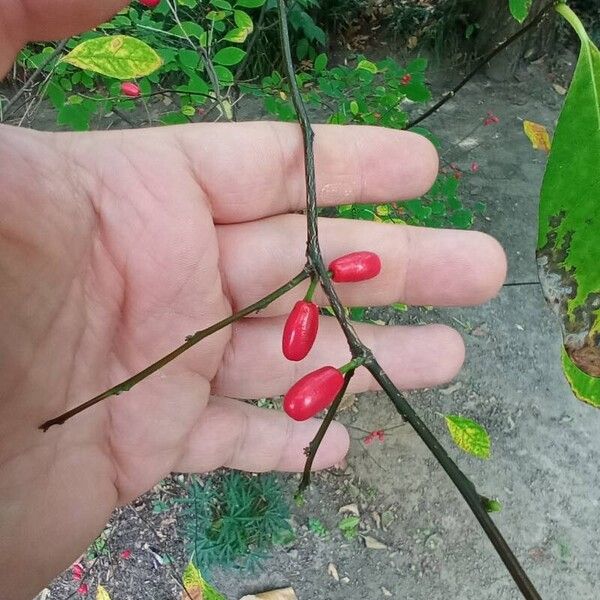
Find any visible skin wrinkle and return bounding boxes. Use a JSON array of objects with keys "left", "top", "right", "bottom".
[{"left": 272, "top": 121, "right": 303, "bottom": 217}]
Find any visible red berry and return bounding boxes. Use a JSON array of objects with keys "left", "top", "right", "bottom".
[
  {"left": 282, "top": 300, "right": 319, "bottom": 361},
  {"left": 139, "top": 0, "right": 161, "bottom": 7},
  {"left": 328, "top": 251, "right": 381, "bottom": 283},
  {"left": 121, "top": 82, "right": 141, "bottom": 98},
  {"left": 401, "top": 74, "right": 412, "bottom": 85},
  {"left": 120, "top": 549, "right": 132, "bottom": 559},
  {"left": 284, "top": 366, "right": 344, "bottom": 421}
]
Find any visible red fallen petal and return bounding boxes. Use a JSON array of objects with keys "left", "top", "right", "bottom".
[
  {"left": 328, "top": 251, "right": 381, "bottom": 283},
  {"left": 363, "top": 433, "right": 375, "bottom": 445},
  {"left": 284, "top": 366, "right": 344, "bottom": 421},
  {"left": 471, "top": 161, "right": 480, "bottom": 173},
  {"left": 375, "top": 430, "right": 385, "bottom": 442},
  {"left": 71, "top": 563, "right": 84, "bottom": 581},
  {"left": 401, "top": 74, "right": 412, "bottom": 85},
  {"left": 77, "top": 583, "right": 89, "bottom": 596},
  {"left": 282, "top": 301, "right": 319, "bottom": 361},
  {"left": 120, "top": 549, "right": 132, "bottom": 559}
]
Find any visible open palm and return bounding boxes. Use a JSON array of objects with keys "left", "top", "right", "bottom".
[
  {"left": 0, "top": 121, "right": 505, "bottom": 599},
  {"left": 0, "top": 3, "right": 506, "bottom": 598}
]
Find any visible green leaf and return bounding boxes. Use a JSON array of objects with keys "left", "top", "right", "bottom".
[
  {"left": 62, "top": 35, "right": 162, "bottom": 79},
  {"left": 537, "top": 5, "right": 600, "bottom": 403},
  {"left": 211, "top": 0, "right": 233, "bottom": 9},
  {"left": 235, "top": 0, "right": 266, "bottom": 7},
  {"left": 350, "top": 100, "right": 359, "bottom": 115},
  {"left": 182, "top": 563, "right": 226, "bottom": 600},
  {"left": 214, "top": 65, "right": 234, "bottom": 85},
  {"left": 407, "top": 57, "right": 428, "bottom": 73},
  {"left": 170, "top": 21, "right": 205, "bottom": 43},
  {"left": 178, "top": 0, "right": 198, "bottom": 7},
  {"left": 178, "top": 48, "right": 200, "bottom": 71},
  {"left": 213, "top": 46, "right": 246, "bottom": 66},
  {"left": 445, "top": 415, "right": 491, "bottom": 459},
  {"left": 356, "top": 59, "right": 377, "bottom": 74},
  {"left": 234, "top": 10, "right": 254, "bottom": 32},
  {"left": 314, "top": 53, "right": 327, "bottom": 73},
  {"left": 296, "top": 37, "right": 309, "bottom": 61},
  {"left": 509, "top": 0, "right": 532, "bottom": 23},
  {"left": 206, "top": 10, "right": 228, "bottom": 21},
  {"left": 482, "top": 496, "right": 503, "bottom": 513},
  {"left": 223, "top": 27, "right": 249, "bottom": 43},
  {"left": 338, "top": 516, "right": 360, "bottom": 540}
]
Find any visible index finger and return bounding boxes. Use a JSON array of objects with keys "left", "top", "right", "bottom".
[{"left": 175, "top": 122, "right": 438, "bottom": 223}]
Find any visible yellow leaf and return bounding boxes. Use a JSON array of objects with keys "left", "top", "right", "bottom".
[
  {"left": 523, "top": 120, "right": 552, "bottom": 152},
  {"left": 96, "top": 585, "right": 111, "bottom": 600}
]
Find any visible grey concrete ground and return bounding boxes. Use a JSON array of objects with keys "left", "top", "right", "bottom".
[{"left": 40, "top": 57, "right": 600, "bottom": 600}]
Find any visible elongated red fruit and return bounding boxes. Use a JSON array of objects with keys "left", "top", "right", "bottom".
[
  {"left": 328, "top": 251, "right": 381, "bottom": 283},
  {"left": 139, "top": 0, "right": 161, "bottom": 8},
  {"left": 284, "top": 366, "right": 344, "bottom": 421},
  {"left": 282, "top": 300, "right": 319, "bottom": 361},
  {"left": 121, "top": 82, "right": 141, "bottom": 98}
]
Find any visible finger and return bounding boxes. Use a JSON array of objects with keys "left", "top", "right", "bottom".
[
  {"left": 174, "top": 122, "right": 438, "bottom": 222},
  {"left": 212, "top": 317, "right": 465, "bottom": 399},
  {"left": 217, "top": 215, "right": 507, "bottom": 313},
  {"left": 176, "top": 397, "right": 350, "bottom": 473}
]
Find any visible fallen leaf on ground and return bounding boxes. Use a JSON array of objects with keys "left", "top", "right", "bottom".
[
  {"left": 328, "top": 562, "right": 340, "bottom": 581},
  {"left": 338, "top": 503, "right": 360, "bottom": 516},
  {"left": 523, "top": 120, "right": 552, "bottom": 152},
  {"left": 363, "top": 535, "right": 387, "bottom": 549},
  {"left": 239, "top": 588, "right": 298, "bottom": 600}
]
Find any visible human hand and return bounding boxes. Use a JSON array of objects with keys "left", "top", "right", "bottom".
[
  {"left": 0, "top": 3, "right": 506, "bottom": 599},
  {"left": 0, "top": 120, "right": 505, "bottom": 599}
]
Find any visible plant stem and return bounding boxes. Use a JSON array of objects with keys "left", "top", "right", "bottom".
[
  {"left": 299, "top": 371, "right": 353, "bottom": 491},
  {"left": 277, "top": 1, "right": 542, "bottom": 598},
  {"left": 406, "top": 1, "right": 556, "bottom": 130},
  {"left": 39, "top": 269, "right": 310, "bottom": 431},
  {"left": 555, "top": 2, "right": 590, "bottom": 44}
]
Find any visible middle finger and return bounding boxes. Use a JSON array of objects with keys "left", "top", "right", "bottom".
[{"left": 217, "top": 215, "right": 506, "bottom": 315}]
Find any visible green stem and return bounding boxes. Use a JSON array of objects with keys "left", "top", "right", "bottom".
[
  {"left": 304, "top": 275, "right": 319, "bottom": 302},
  {"left": 39, "top": 269, "right": 310, "bottom": 431},
  {"left": 555, "top": 2, "right": 590, "bottom": 44},
  {"left": 339, "top": 357, "right": 364, "bottom": 374}
]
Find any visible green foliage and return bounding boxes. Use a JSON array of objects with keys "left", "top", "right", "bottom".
[
  {"left": 444, "top": 415, "right": 491, "bottom": 459},
  {"left": 182, "top": 562, "right": 227, "bottom": 600},
  {"left": 338, "top": 515, "right": 360, "bottom": 540},
  {"left": 508, "top": 0, "right": 532, "bottom": 24},
  {"left": 308, "top": 517, "right": 329, "bottom": 537},
  {"left": 62, "top": 35, "right": 163, "bottom": 78},
  {"left": 537, "top": 4, "right": 600, "bottom": 406},
  {"left": 179, "top": 472, "right": 294, "bottom": 572}
]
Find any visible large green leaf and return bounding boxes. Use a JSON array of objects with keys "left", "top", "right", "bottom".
[
  {"left": 509, "top": 0, "right": 532, "bottom": 23},
  {"left": 537, "top": 5, "right": 600, "bottom": 405},
  {"left": 62, "top": 35, "right": 162, "bottom": 79}
]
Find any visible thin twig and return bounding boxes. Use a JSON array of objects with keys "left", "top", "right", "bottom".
[
  {"left": 39, "top": 269, "right": 310, "bottom": 431},
  {"left": 406, "top": 1, "right": 555, "bottom": 129},
  {"left": 277, "top": 1, "right": 542, "bottom": 598},
  {"left": 299, "top": 371, "right": 353, "bottom": 491},
  {"left": 1, "top": 39, "right": 67, "bottom": 121}
]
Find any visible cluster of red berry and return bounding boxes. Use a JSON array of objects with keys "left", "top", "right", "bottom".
[{"left": 282, "top": 252, "right": 381, "bottom": 421}]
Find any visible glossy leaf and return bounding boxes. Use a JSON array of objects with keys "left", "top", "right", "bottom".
[
  {"left": 234, "top": 10, "right": 254, "bottom": 32},
  {"left": 537, "top": 5, "right": 600, "bottom": 403},
  {"left": 445, "top": 415, "right": 491, "bottom": 459},
  {"left": 224, "top": 27, "right": 250, "bottom": 43},
  {"left": 213, "top": 46, "right": 246, "bottom": 66},
  {"left": 509, "top": 0, "right": 532, "bottom": 23},
  {"left": 62, "top": 35, "right": 162, "bottom": 79},
  {"left": 235, "top": 0, "right": 266, "bottom": 7}
]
